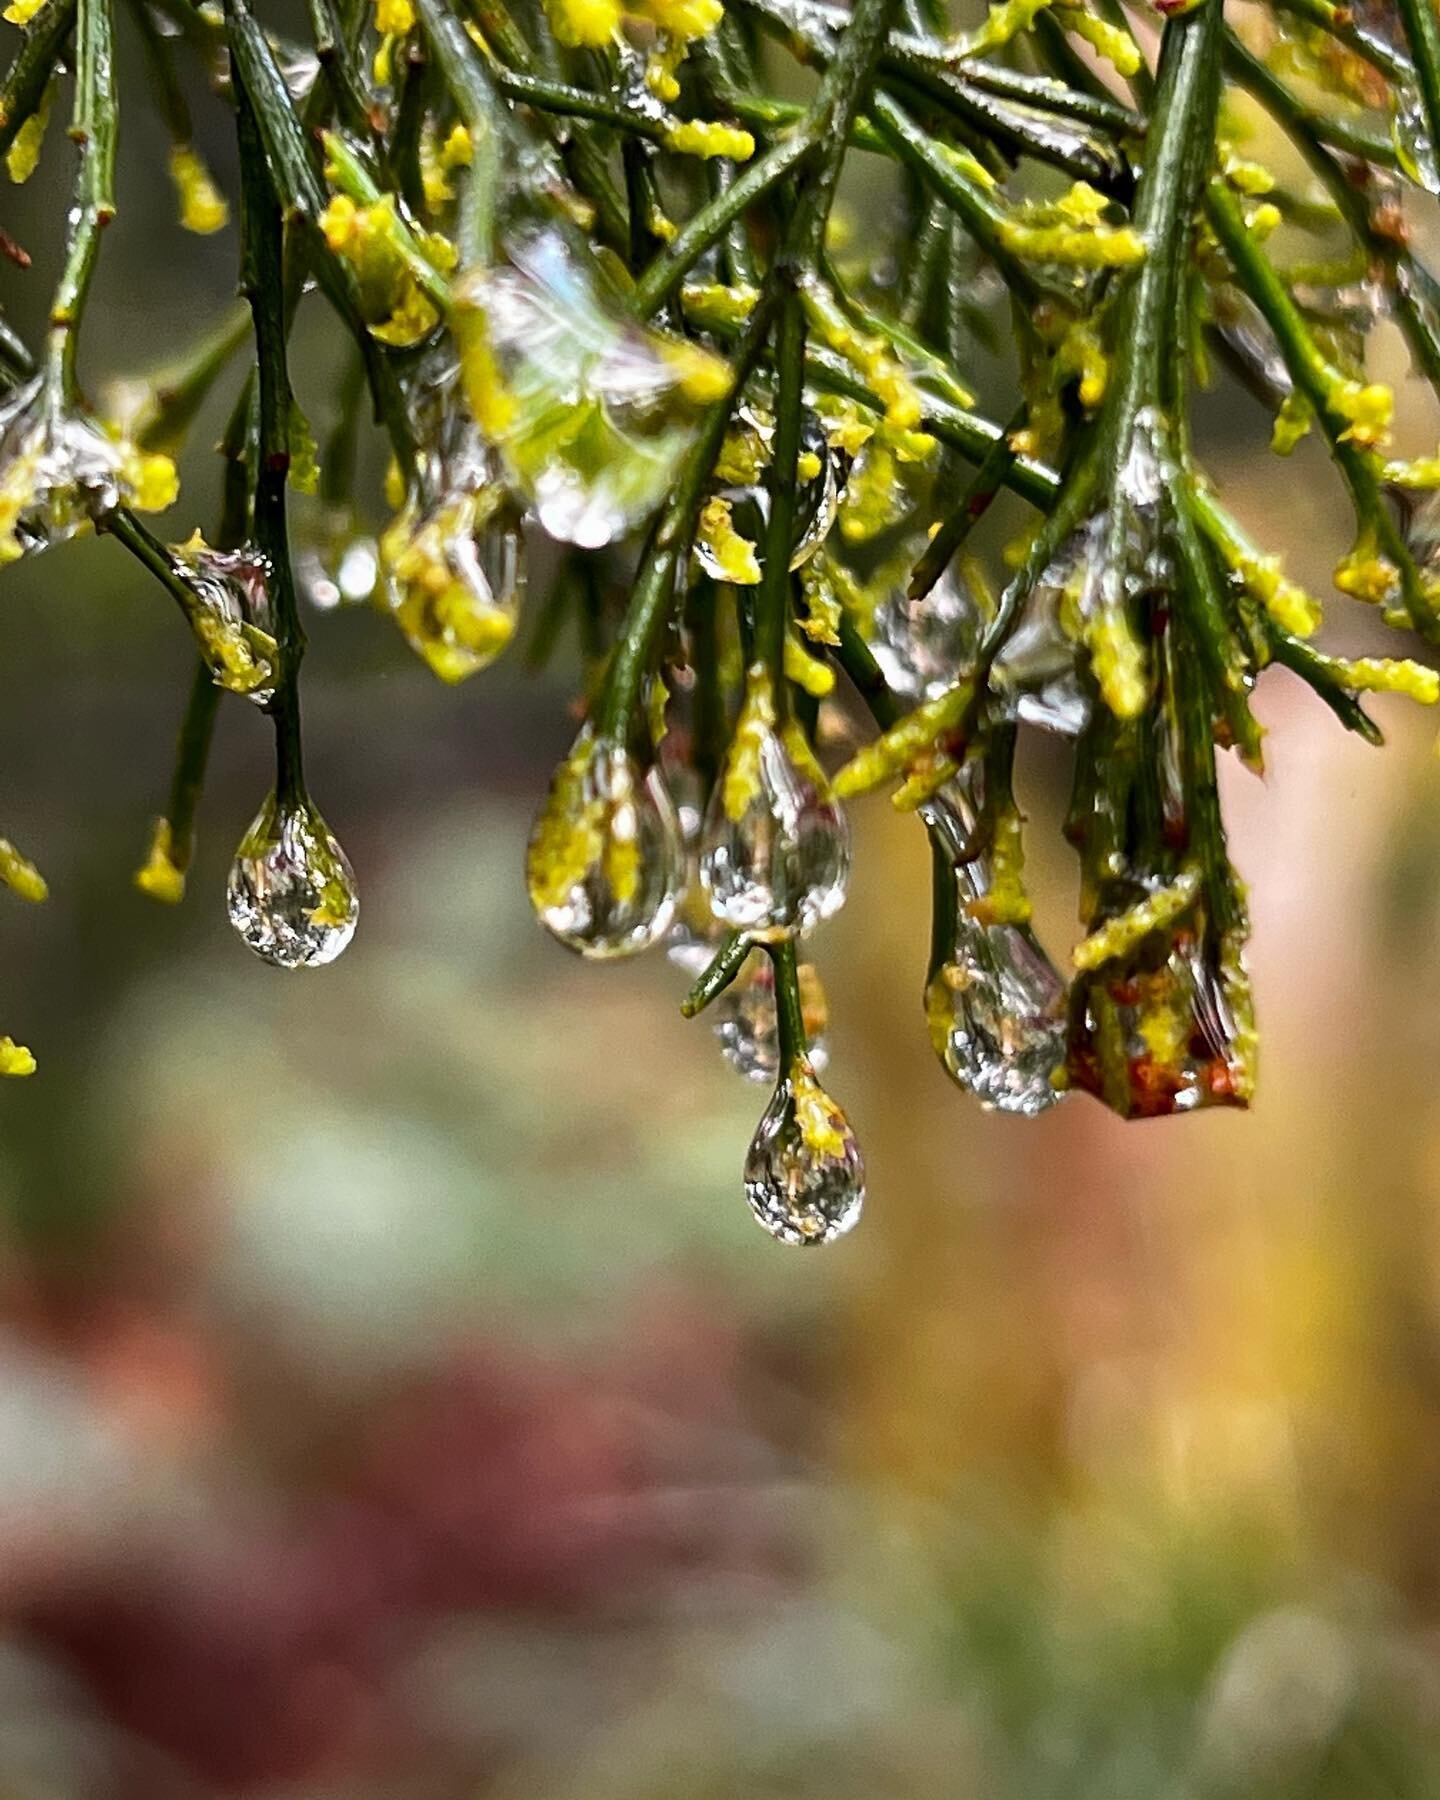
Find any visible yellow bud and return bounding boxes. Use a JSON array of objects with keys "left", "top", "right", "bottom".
[
  {"left": 544, "top": 0, "right": 621, "bottom": 47},
  {"left": 375, "top": 0, "right": 414, "bottom": 34},
  {"left": 0, "top": 1038, "right": 35, "bottom": 1078},
  {"left": 664, "top": 119, "right": 755, "bottom": 161},
  {"left": 134, "top": 818, "right": 187, "bottom": 905},
  {"left": 0, "top": 839, "right": 45, "bottom": 903},
  {"left": 5, "top": 86, "right": 49, "bottom": 184},
  {"left": 169, "top": 145, "right": 228, "bottom": 235}
]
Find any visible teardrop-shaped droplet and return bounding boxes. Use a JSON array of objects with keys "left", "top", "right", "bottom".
[
  {"left": 990, "top": 517, "right": 1097, "bottom": 738},
  {"left": 789, "top": 409, "right": 843, "bottom": 569},
  {"left": 527, "top": 725, "right": 685, "bottom": 958},
  {"left": 0, "top": 377, "right": 128, "bottom": 560},
  {"left": 924, "top": 937, "right": 1066, "bottom": 1115},
  {"left": 381, "top": 488, "right": 523, "bottom": 682},
  {"left": 382, "top": 360, "right": 525, "bottom": 680},
  {"left": 453, "top": 221, "right": 727, "bottom": 549},
  {"left": 226, "top": 792, "right": 359, "bottom": 969},
  {"left": 699, "top": 665, "right": 849, "bottom": 939},
  {"left": 744, "top": 1059, "right": 864, "bottom": 1245},
  {"left": 921, "top": 780, "right": 1066, "bottom": 1114},
  {"left": 869, "top": 570, "right": 982, "bottom": 703},
  {"left": 179, "top": 540, "right": 278, "bottom": 705},
  {"left": 693, "top": 403, "right": 843, "bottom": 581}
]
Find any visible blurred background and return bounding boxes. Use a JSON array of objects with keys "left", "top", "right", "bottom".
[{"left": 7, "top": 12, "right": 1440, "bottom": 1796}]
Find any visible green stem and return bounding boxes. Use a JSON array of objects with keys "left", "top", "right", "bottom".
[
  {"left": 595, "top": 292, "right": 779, "bottom": 742},
  {"left": 0, "top": 0, "right": 75, "bottom": 161},
  {"left": 1205, "top": 176, "right": 1437, "bottom": 636},
  {"left": 908, "top": 404, "right": 1025, "bottom": 603},
  {"left": 1391, "top": 0, "right": 1440, "bottom": 185},
  {"left": 48, "top": 0, "right": 114, "bottom": 399},
  {"left": 632, "top": 131, "right": 815, "bottom": 317},
  {"left": 680, "top": 932, "right": 753, "bottom": 1016},
  {"left": 1224, "top": 31, "right": 1440, "bottom": 392},
  {"left": 446, "top": 0, "right": 629, "bottom": 249},
  {"left": 754, "top": 292, "right": 805, "bottom": 693},
  {"left": 766, "top": 936, "right": 808, "bottom": 1068},
  {"left": 1267, "top": 0, "right": 1411, "bottom": 82},
  {"left": 232, "top": 31, "right": 306, "bottom": 806},
  {"left": 160, "top": 663, "right": 222, "bottom": 878}
]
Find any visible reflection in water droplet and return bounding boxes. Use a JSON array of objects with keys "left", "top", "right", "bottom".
[
  {"left": 454, "top": 222, "right": 726, "bottom": 549},
  {"left": 527, "top": 725, "right": 685, "bottom": 958},
  {"left": 921, "top": 776, "right": 1066, "bottom": 1115},
  {"left": 699, "top": 668, "right": 849, "bottom": 938},
  {"left": 743, "top": 1058, "right": 864, "bottom": 1245},
  {"left": 870, "top": 570, "right": 982, "bottom": 703},
  {"left": 227, "top": 792, "right": 359, "bottom": 969}
]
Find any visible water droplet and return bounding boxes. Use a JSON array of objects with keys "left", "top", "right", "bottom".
[
  {"left": 716, "top": 954, "right": 830, "bottom": 1084},
  {"left": 527, "top": 725, "right": 685, "bottom": 957},
  {"left": 699, "top": 665, "right": 849, "bottom": 938},
  {"left": 744, "top": 1058, "right": 864, "bottom": 1245},
  {"left": 666, "top": 926, "right": 831, "bottom": 1081},
  {"left": 177, "top": 540, "right": 279, "bottom": 704},
  {"left": 1067, "top": 923, "right": 1254, "bottom": 1117},
  {"left": 226, "top": 792, "right": 359, "bottom": 969},
  {"left": 921, "top": 778, "right": 1066, "bottom": 1115},
  {"left": 695, "top": 402, "right": 844, "bottom": 581},
  {"left": 453, "top": 222, "right": 727, "bottom": 548},
  {"left": 990, "top": 519, "right": 1096, "bottom": 738},
  {"left": 381, "top": 359, "right": 525, "bottom": 681},
  {"left": 0, "top": 377, "right": 125, "bottom": 560},
  {"left": 869, "top": 569, "right": 982, "bottom": 703}
]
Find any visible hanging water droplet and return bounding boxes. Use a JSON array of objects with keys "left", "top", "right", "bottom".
[
  {"left": 923, "top": 927, "right": 1066, "bottom": 1115},
  {"left": 0, "top": 377, "right": 136, "bottom": 561},
  {"left": 453, "top": 221, "right": 728, "bottom": 549},
  {"left": 869, "top": 568, "right": 983, "bottom": 703},
  {"left": 991, "top": 518, "right": 1096, "bottom": 738},
  {"left": 699, "top": 664, "right": 849, "bottom": 938},
  {"left": 177, "top": 539, "right": 278, "bottom": 705},
  {"left": 1067, "top": 910, "right": 1255, "bottom": 1118},
  {"left": 381, "top": 358, "right": 525, "bottom": 681},
  {"left": 527, "top": 725, "right": 685, "bottom": 957},
  {"left": 920, "top": 777, "right": 1066, "bottom": 1115},
  {"left": 226, "top": 792, "right": 359, "bottom": 969},
  {"left": 743, "top": 1057, "right": 865, "bottom": 1246}
]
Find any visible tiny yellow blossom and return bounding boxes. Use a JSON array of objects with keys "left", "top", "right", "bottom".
[
  {"left": 134, "top": 818, "right": 187, "bottom": 904},
  {"left": 0, "top": 1038, "right": 35, "bottom": 1078},
  {"left": 5, "top": 86, "right": 48, "bottom": 184},
  {"left": 544, "top": 0, "right": 621, "bottom": 47},
  {"left": 663, "top": 119, "right": 755, "bottom": 161},
  {"left": 168, "top": 145, "right": 228, "bottom": 235},
  {"left": 0, "top": 839, "right": 45, "bottom": 903},
  {"left": 375, "top": 0, "right": 414, "bottom": 34},
  {"left": 696, "top": 497, "right": 760, "bottom": 585},
  {"left": 1333, "top": 380, "right": 1394, "bottom": 449}
]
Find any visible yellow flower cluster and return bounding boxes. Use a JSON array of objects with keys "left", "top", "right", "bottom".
[{"left": 320, "top": 194, "right": 455, "bottom": 346}]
